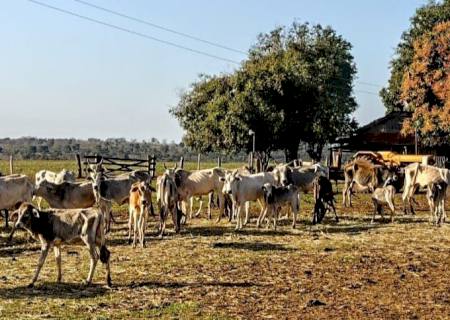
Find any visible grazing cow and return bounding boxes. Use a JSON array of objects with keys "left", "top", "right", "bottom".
[
  {"left": 402, "top": 163, "right": 449, "bottom": 215},
  {"left": 128, "top": 181, "right": 155, "bottom": 247},
  {"left": 343, "top": 159, "right": 398, "bottom": 207},
  {"left": 261, "top": 183, "right": 299, "bottom": 229},
  {"left": 0, "top": 174, "right": 34, "bottom": 228},
  {"left": 371, "top": 179, "right": 397, "bottom": 223},
  {"left": 157, "top": 173, "right": 182, "bottom": 238},
  {"left": 9, "top": 203, "right": 111, "bottom": 288},
  {"left": 426, "top": 179, "right": 447, "bottom": 226},
  {"left": 173, "top": 167, "right": 226, "bottom": 221},
  {"left": 34, "top": 180, "right": 95, "bottom": 209},
  {"left": 34, "top": 169, "right": 76, "bottom": 209},
  {"left": 312, "top": 176, "right": 338, "bottom": 224},
  {"left": 221, "top": 171, "right": 277, "bottom": 230}
]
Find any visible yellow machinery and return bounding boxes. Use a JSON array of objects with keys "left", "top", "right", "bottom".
[{"left": 352, "top": 151, "right": 434, "bottom": 167}]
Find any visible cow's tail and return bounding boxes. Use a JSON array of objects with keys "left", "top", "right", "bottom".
[
  {"left": 95, "top": 212, "right": 110, "bottom": 264},
  {"left": 408, "top": 163, "right": 420, "bottom": 197}
]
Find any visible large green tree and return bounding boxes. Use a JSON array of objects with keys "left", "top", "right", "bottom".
[
  {"left": 171, "top": 23, "right": 357, "bottom": 162},
  {"left": 380, "top": 0, "right": 450, "bottom": 113}
]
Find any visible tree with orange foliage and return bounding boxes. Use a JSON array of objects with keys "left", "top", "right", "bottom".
[{"left": 401, "top": 21, "right": 450, "bottom": 147}]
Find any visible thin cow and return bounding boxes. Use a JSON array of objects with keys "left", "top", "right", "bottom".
[
  {"left": 9, "top": 203, "right": 112, "bottom": 288},
  {"left": 402, "top": 163, "right": 449, "bottom": 215},
  {"left": 128, "top": 181, "right": 155, "bottom": 247},
  {"left": 261, "top": 183, "right": 299, "bottom": 229},
  {"left": 342, "top": 159, "right": 397, "bottom": 207},
  {"left": 34, "top": 180, "right": 95, "bottom": 209},
  {"left": 34, "top": 169, "right": 76, "bottom": 209},
  {"left": 0, "top": 174, "right": 34, "bottom": 228}
]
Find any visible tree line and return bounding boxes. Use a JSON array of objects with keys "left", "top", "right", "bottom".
[{"left": 0, "top": 137, "right": 309, "bottom": 163}]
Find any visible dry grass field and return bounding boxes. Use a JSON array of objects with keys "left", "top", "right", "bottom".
[{"left": 0, "top": 160, "right": 449, "bottom": 319}]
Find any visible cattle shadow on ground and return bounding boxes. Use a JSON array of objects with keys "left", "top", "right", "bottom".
[
  {"left": 212, "top": 241, "right": 295, "bottom": 252},
  {"left": 124, "top": 279, "right": 263, "bottom": 290},
  {"left": 339, "top": 214, "right": 430, "bottom": 225},
  {"left": 0, "top": 282, "right": 109, "bottom": 299},
  {"left": 185, "top": 226, "right": 293, "bottom": 238},
  {"left": 315, "top": 223, "right": 382, "bottom": 235},
  {"left": 0, "top": 246, "right": 40, "bottom": 257}
]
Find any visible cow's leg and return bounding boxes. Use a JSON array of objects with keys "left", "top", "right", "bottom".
[
  {"left": 159, "top": 206, "right": 167, "bottom": 238},
  {"left": 4, "top": 209, "right": 8, "bottom": 229},
  {"left": 54, "top": 245, "right": 62, "bottom": 283},
  {"left": 30, "top": 242, "right": 52, "bottom": 288},
  {"left": 207, "top": 192, "right": 214, "bottom": 220},
  {"left": 216, "top": 192, "right": 224, "bottom": 223},
  {"left": 386, "top": 196, "right": 396, "bottom": 223},
  {"left": 132, "top": 210, "right": 139, "bottom": 248},
  {"left": 85, "top": 244, "right": 99, "bottom": 285},
  {"left": 244, "top": 201, "right": 250, "bottom": 226},
  {"left": 127, "top": 208, "right": 134, "bottom": 245},
  {"left": 273, "top": 205, "right": 279, "bottom": 230},
  {"left": 330, "top": 200, "right": 338, "bottom": 222},
  {"left": 138, "top": 209, "right": 147, "bottom": 248},
  {"left": 257, "top": 205, "right": 268, "bottom": 229},
  {"left": 426, "top": 193, "right": 435, "bottom": 224},
  {"left": 371, "top": 199, "right": 378, "bottom": 224},
  {"left": 291, "top": 201, "right": 298, "bottom": 229},
  {"left": 235, "top": 204, "right": 242, "bottom": 230},
  {"left": 342, "top": 181, "right": 350, "bottom": 207}
]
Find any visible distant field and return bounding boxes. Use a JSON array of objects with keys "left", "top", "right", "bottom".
[
  {"left": 0, "top": 159, "right": 245, "bottom": 179},
  {"left": 0, "top": 160, "right": 449, "bottom": 319}
]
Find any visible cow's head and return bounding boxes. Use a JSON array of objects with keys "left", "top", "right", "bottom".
[
  {"left": 87, "top": 159, "right": 104, "bottom": 180},
  {"left": 34, "top": 179, "right": 56, "bottom": 196},
  {"left": 273, "top": 164, "right": 292, "bottom": 186},
  {"left": 87, "top": 171, "right": 106, "bottom": 203},
  {"left": 11, "top": 203, "right": 39, "bottom": 234},
  {"left": 261, "top": 183, "right": 274, "bottom": 204},
  {"left": 220, "top": 171, "right": 240, "bottom": 195},
  {"left": 131, "top": 181, "right": 156, "bottom": 208}
]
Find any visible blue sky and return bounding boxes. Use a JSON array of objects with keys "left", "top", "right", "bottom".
[{"left": 0, "top": 0, "right": 426, "bottom": 142}]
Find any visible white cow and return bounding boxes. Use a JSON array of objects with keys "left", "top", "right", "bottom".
[
  {"left": 402, "top": 163, "right": 449, "bottom": 215},
  {"left": 221, "top": 171, "right": 277, "bottom": 230},
  {"left": 174, "top": 167, "right": 226, "bottom": 222},
  {"left": 34, "top": 169, "right": 76, "bottom": 209},
  {"left": 0, "top": 174, "right": 34, "bottom": 227}
]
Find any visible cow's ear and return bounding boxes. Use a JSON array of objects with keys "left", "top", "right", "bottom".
[{"left": 32, "top": 209, "right": 40, "bottom": 218}]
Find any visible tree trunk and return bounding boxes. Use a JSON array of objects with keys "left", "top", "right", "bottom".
[
  {"left": 307, "top": 144, "right": 324, "bottom": 162},
  {"left": 285, "top": 144, "right": 299, "bottom": 163}
]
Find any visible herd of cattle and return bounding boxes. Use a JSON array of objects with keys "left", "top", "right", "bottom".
[{"left": 1, "top": 158, "right": 449, "bottom": 288}]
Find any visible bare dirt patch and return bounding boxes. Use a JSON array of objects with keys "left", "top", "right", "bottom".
[{"left": 0, "top": 191, "right": 449, "bottom": 319}]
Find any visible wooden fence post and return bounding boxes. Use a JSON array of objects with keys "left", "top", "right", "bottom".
[
  {"left": 179, "top": 156, "right": 184, "bottom": 169},
  {"left": 9, "top": 155, "right": 13, "bottom": 175},
  {"left": 151, "top": 155, "right": 156, "bottom": 178},
  {"left": 76, "top": 154, "right": 83, "bottom": 178},
  {"left": 197, "top": 154, "right": 201, "bottom": 170},
  {"left": 217, "top": 156, "right": 222, "bottom": 167}
]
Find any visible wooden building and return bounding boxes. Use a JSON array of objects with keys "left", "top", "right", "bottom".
[{"left": 335, "top": 112, "right": 416, "bottom": 153}]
